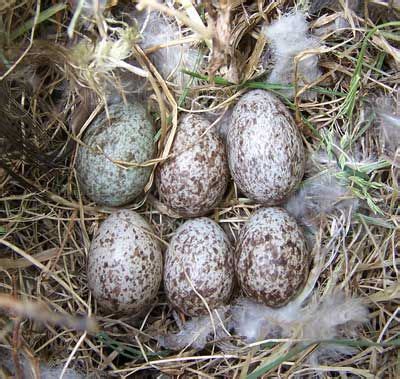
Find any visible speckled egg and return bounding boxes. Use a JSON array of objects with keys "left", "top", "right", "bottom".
[
  {"left": 236, "top": 207, "right": 309, "bottom": 307},
  {"left": 87, "top": 210, "right": 162, "bottom": 313},
  {"left": 156, "top": 114, "right": 229, "bottom": 217},
  {"left": 164, "top": 217, "right": 234, "bottom": 316},
  {"left": 76, "top": 103, "right": 155, "bottom": 207},
  {"left": 227, "top": 90, "right": 305, "bottom": 204}
]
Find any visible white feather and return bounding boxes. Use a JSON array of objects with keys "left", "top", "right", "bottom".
[
  {"left": 69, "top": 0, "right": 107, "bottom": 17},
  {"left": 230, "top": 298, "right": 298, "bottom": 343},
  {"left": 262, "top": 11, "right": 322, "bottom": 98},
  {"left": 230, "top": 292, "right": 368, "bottom": 363},
  {"left": 377, "top": 112, "right": 400, "bottom": 157},
  {"left": 135, "top": 10, "right": 202, "bottom": 88},
  {"left": 303, "top": 293, "right": 368, "bottom": 364},
  {"left": 40, "top": 366, "right": 85, "bottom": 379},
  {"left": 158, "top": 307, "right": 229, "bottom": 350},
  {"left": 302, "top": 292, "right": 368, "bottom": 341},
  {"left": 285, "top": 172, "right": 359, "bottom": 229},
  {"left": 0, "top": 349, "right": 84, "bottom": 379}
]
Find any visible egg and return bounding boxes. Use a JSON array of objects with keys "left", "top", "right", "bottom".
[
  {"left": 156, "top": 114, "right": 229, "bottom": 217},
  {"left": 164, "top": 217, "right": 234, "bottom": 316},
  {"left": 87, "top": 210, "right": 162, "bottom": 313},
  {"left": 76, "top": 103, "right": 155, "bottom": 207},
  {"left": 236, "top": 207, "right": 309, "bottom": 307},
  {"left": 227, "top": 89, "right": 305, "bottom": 204}
]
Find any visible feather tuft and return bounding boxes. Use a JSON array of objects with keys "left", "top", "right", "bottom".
[
  {"left": 377, "top": 111, "right": 400, "bottom": 161},
  {"left": 285, "top": 172, "right": 359, "bottom": 230},
  {"left": 230, "top": 298, "right": 298, "bottom": 343},
  {"left": 135, "top": 10, "right": 202, "bottom": 89},
  {"left": 230, "top": 292, "right": 368, "bottom": 364},
  {"left": 0, "top": 348, "right": 85, "bottom": 379},
  {"left": 262, "top": 11, "right": 322, "bottom": 98},
  {"left": 158, "top": 307, "right": 229, "bottom": 350},
  {"left": 303, "top": 292, "right": 368, "bottom": 341}
]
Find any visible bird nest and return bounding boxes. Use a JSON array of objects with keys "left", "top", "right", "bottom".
[{"left": 0, "top": 0, "right": 399, "bottom": 377}]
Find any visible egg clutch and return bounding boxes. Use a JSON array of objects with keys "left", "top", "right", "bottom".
[{"left": 77, "top": 89, "right": 310, "bottom": 320}]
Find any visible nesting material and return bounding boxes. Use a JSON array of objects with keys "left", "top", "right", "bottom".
[
  {"left": 39, "top": 366, "right": 85, "bottom": 379},
  {"left": 78, "top": 0, "right": 107, "bottom": 17},
  {"left": 135, "top": 10, "right": 201, "bottom": 88},
  {"left": 313, "top": 15, "right": 349, "bottom": 36},
  {"left": 231, "top": 291, "right": 368, "bottom": 362},
  {"left": 285, "top": 172, "right": 359, "bottom": 229},
  {"left": 158, "top": 307, "right": 229, "bottom": 350},
  {"left": 0, "top": 349, "right": 84, "bottom": 379},
  {"left": 376, "top": 107, "right": 400, "bottom": 164},
  {"left": 69, "top": 25, "right": 147, "bottom": 91},
  {"left": 263, "top": 11, "right": 322, "bottom": 98}
]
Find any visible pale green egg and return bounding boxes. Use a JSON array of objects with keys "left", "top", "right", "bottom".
[{"left": 76, "top": 103, "right": 155, "bottom": 206}]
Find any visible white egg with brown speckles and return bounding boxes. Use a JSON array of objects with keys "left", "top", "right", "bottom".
[
  {"left": 87, "top": 210, "right": 162, "bottom": 313},
  {"left": 156, "top": 114, "right": 229, "bottom": 217},
  {"left": 164, "top": 218, "right": 234, "bottom": 316},
  {"left": 227, "top": 90, "right": 305, "bottom": 204},
  {"left": 236, "top": 207, "right": 309, "bottom": 307},
  {"left": 76, "top": 103, "right": 155, "bottom": 207}
]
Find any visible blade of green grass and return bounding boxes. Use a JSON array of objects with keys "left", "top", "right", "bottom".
[
  {"left": 340, "top": 21, "right": 400, "bottom": 119},
  {"left": 181, "top": 69, "right": 233, "bottom": 85},
  {"left": 96, "top": 332, "right": 170, "bottom": 360},
  {"left": 355, "top": 214, "right": 396, "bottom": 229},
  {"left": 247, "top": 343, "right": 312, "bottom": 379},
  {"left": 247, "top": 338, "right": 400, "bottom": 378},
  {"left": 10, "top": 3, "right": 67, "bottom": 41}
]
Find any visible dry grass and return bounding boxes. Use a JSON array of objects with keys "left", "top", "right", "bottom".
[{"left": 0, "top": 0, "right": 399, "bottom": 378}]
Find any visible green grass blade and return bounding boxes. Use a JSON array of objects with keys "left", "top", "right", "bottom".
[
  {"left": 247, "top": 344, "right": 312, "bottom": 379},
  {"left": 341, "top": 21, "right": 400, "bottom": 119},
  {"left": 10, "top": 3, "right": 67, "bottom": 41}
]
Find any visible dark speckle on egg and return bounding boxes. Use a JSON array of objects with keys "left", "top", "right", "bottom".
[
  {"left": 235, "top": 207, "right": 309, "bottom": 307},
  {"left": 156, "top": 114, "right": 229, "bottom": 217},
  {"left": 227, "top": 89, "right": 305, "bottom": 204},
  {"left": 164, "top": 218, "right": 234, "bottom": 316}
]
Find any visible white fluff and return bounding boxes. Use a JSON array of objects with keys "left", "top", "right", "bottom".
[
  {"left": 69, "top": 0, "right": 107, "bottom": 17},
  {"left": 230, "top": 292, "right": 368, "bottom": 363},
  {"left": 0, "top": 349, "right": 84, "bottom": 379},
  {"left": 69, "top": 25, "right": 147, "bottom": 101},
  {"left": 285, "top": 172, "right": 359, "bottom": 230},
  {"left": 263, "top": 12, "right": 322, "bottom": 98},
  {"left": 158, "top": 307, "right": 229, "bottom": 350},
  {"left": 230, "top": 298, "right": 298, "bottom": 343},
  {"left": 377, "top": 111, "right": 400, "bottom": 158},
  {"left": 40, "top": 366, "right": 84, "bottom": 379},
  {"left": 82, "top": 0, "right": 107, "bottom": 16},
  {"left": 135, "top": 11, "right": 202, "bottom": 88}
]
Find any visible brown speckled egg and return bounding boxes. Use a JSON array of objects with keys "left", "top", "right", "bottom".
[
  {"left": 164, "top": 217, "right": 234, "bottom": 316},
  {"left": 156, "top": 114, "right": 229, "bottom": 217},
  {"left": 87, "top": 210, "right": 162, "bottom": 313},
  {"left": 236, "top": 207, "right": 309, "bottom": 307},
  {"left": 227, "top": 90, "right": 305, "bottom": 204}
]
